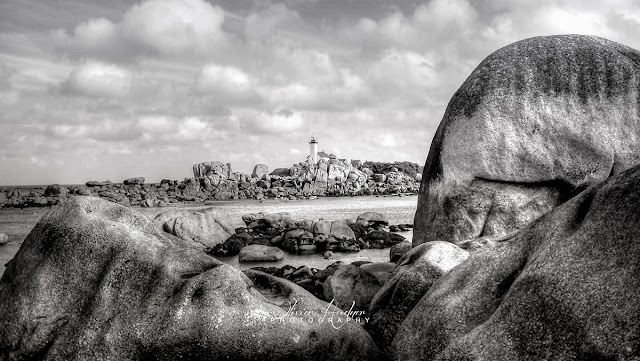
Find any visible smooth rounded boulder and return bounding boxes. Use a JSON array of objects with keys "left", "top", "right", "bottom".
[
  {"left": 0, "top": 197, "right": 379, "bottom": 360},
  {"left": 154, "top": 208, "right": 235, "bottom": 249},
  {"left": 392, "top": 164, "right": 640, "bottom": 361},
  {"left": 367, "top": 242, "right": 469, "bottom": 351},
  {"left": 123, "top": 177, "right": 145, "bottom": 185},
  {"left": 414, "top": 35, "right": 640, "bottom": 247},
  {"left": 238, "top": 245, "right": 284, "bottom": 262},
  {"left": 323, "top": 264, "right": 383, "bottom": 312},
  {"left": 356, "top": 212, "right": 389, "bottom": 227}
]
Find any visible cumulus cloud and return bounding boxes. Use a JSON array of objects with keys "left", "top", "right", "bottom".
[
  {"left": 59, "top": 61, "right": 131, "bottom": 98},
  {"left": 120, "top": 0, "right": 225, "bottom": 55},
  {"left": 7, "top": 0, "right": 640, "bottom": 184},
  {"left": 246, "top": 109, "right": 306, "bottom": 134},
  {"left": 0, "top": 62, "right": 20, "bottom": 105},
  {"left": 193, "top": 64, "right": 262, "bottom": 104},
  {"left": 246, "top": 3, "right": 301, "bottom": 42},
  {"left": 136, "top": 115, "right": 230, "bottom": 144},
  {"left": 375, "top": 133, "right": 399, "bottom": 148},
  {"left": 53, "top": 0, "right": 227, "bottom": 60},
  {"left": 45, "top": 120, "right": 140, "bottom": 141}
]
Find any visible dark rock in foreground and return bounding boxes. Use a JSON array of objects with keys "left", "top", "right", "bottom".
[
  {"left": 414, "top": 34, "right": 640, "bottom": 247},
  {"left": 392, "top": 164, "right": 640, "bottom": 360},
  {"left": 367, "top": 242, "right": 468, "bottom": 351},
  {"left": 0, "top": 197, "right": 379, "bottom": 360}
]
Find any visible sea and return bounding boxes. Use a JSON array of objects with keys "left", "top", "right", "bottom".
[{"left": 0, "top": 195, "right": 418, "bottom": 277}]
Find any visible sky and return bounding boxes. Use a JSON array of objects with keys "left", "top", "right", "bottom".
[{"left": 1, "top": 0, "right": 640, "bottom": 185}]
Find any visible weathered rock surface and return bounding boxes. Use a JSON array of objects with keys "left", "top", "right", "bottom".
[
  {"left": 0, "top": 197, "right": 379, "bottom": 360},
  {"left": 330, "top": 219, "right": 356, "bottom": 241},
  {"left": 356, "top": 212, "right": 389, "bottom": 226},
  {"left": 2, "top": 159, "right": 421, "bottom": 209},
  {"left": 323, "top": 264, "right": 383, "bottom": 312},
  {"left": 123, "top": 177, "right": 145, "bottom": 185},
  {"left": 392, "top": 164, "right": 640, "bottom": 361},
  {"left": 252, "top": 164, "right": 269, "bottom": 180},
  {"left": 238, "top": 245, "right": 284, "bottom": 262},
  {"left": 44, "top": 184, "right": 68, "bottom": 197},
  {"left": 389, "top": 242, "right": 412, "bottom": 263},
  {"left": 368, "top": 242, "right": 469, "bottom": 351},
  {"left": 414, "top": 35, "right": 640, "bottom": 247},
  {"left": 154, "top": 208, "right": 235, "bottom": 249}
]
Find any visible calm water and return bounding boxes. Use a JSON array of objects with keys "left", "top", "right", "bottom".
[{"left": 0, "top": 195, "right": 418, "bottom": 277}]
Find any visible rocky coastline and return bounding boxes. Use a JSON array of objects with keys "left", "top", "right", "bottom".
[
  {"left": 3, "top": 35, "right": 640, "bottom": 360},
  {"left": 0, "top": 160, "right": 421, "bottom": 209}
]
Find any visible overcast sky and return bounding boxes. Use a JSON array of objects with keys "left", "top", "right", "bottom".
[{"left": 1, "top": 0, "right": 640, "bottom": 185}]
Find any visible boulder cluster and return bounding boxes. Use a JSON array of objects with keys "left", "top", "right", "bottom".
[
  {"left": 193, "top": 159, "right": 420, "bottom": 201},
  {"left": 4, "top": 35, "right": 640, "bottom": 360},
  {"left": 0, "top": 178, "right": 176, "bottom": 209},
  {"left": 208, "top": 211, "right": 408, "bottom": 257},
  {"left": 0, "top": 161, "right": 420, "bottom": 209},
  {"left": 0, "top": 197, "right": 380, "bottom": 361}
]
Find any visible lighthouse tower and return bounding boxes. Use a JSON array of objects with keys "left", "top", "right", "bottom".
[{"left": 309, "top": 135, "right": 318, "bottom": 164}]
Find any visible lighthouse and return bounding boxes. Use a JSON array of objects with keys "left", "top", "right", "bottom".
[{"left": 309, "top": 135, "right": 318, "bottom": 164}]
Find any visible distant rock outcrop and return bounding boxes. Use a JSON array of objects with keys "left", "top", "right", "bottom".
[
  {"left": 0, "top": 197, "right": 379, "bottom": 360},
  {"left": 193, "top": 161, "right": 232, "bottom": 179},
  {"left": 1, "top": 157, "right": 421, "bottom": 209},
  {"left": 123, "top": 177, "right": 145, "bottom": 185},
  {"left": 414, "top": 35, "right": 640, "bottom": 247},
  {"left": 252, "top": 164, "right": 269, "bottom": 180},
  {"left": 392, "top": 163, "right": 640, "bottom": 361}
]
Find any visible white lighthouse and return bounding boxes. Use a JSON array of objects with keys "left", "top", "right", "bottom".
[{"left": 309, "top": 135, "right": 318, "bottom": 164}]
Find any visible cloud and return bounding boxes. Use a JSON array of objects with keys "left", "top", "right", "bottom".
[
  {"left": 120, "top": 0, "right": 225, "bottom": 55},
  {"left": 193, "top": 63, "right": 262, "bottom": 104},
  {"left": 246, "top": 3, "right": 301, "bottom": 42},
  {"left": 374, "top": 133, "right": 399, "bottom": 148},
  {"left": 136, "top": 115, "right": 230, "bottom": 144},
  {"left": 8, "top": 0, "right": 640, "bottom": 185},
  {"left": 53, "top": 0, "right": 227, "bottom": 61},
  {"left": 45, "top": 120, "right": 141, "bottom": 142},
  {"left": 59, "top": 61, "right": 131, "bottom": 98},
  {"left": 51, "top": 17, "right": 121, "bottom": 60},
  {"left": 246, "top": 109, "right": 306, "bottom": 134},
  {"left": 0, "top": 62, "right": 20, "bottom": 105}
]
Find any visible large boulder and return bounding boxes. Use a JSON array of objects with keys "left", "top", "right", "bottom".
[
  {"left": 367, "top": 242, "right": 469, "bottom": 351},
  {"left": 313, "top": 220, "right": 332, "bottom": 236},
  {"left": 392, "top": 164, "right": 640, "bottom": 361},
  {"left": 252, "top": 164, "right": 269, "bottom": 180},
  {"left": 123, "top": 177, "right": 145, "bottom": 185},
  {"left": 330, "top": 219, "right": 356, "bottom": 241},
  {"left": 356, "top": 212, "right": 389, "bottom": 227},
  {"left": 270, "top": 168, "right": 291, "bottom": 177},
  {"left": 154, "top": 208, "right": 235, "bottom": 249},
  {"left": 44, "top": 184, "right": 68, "bottom": 197},
  {"left": 259, "top": 212, "right": 295, "bottom": 229},
  {"left": 0, "top": 197, "right": 379, "bottom": 360},
  {"left": 414, "top": 35, "right": 640, "bottom": 247},
  {"left": 323, "top": 264, "right": 383, "bottom": 312},
  {"left": 193, "top": 161, "right": 232, "bottom": 179},
  {"left": 238, "top": 245, "right": 284, "bottom": 262}
]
